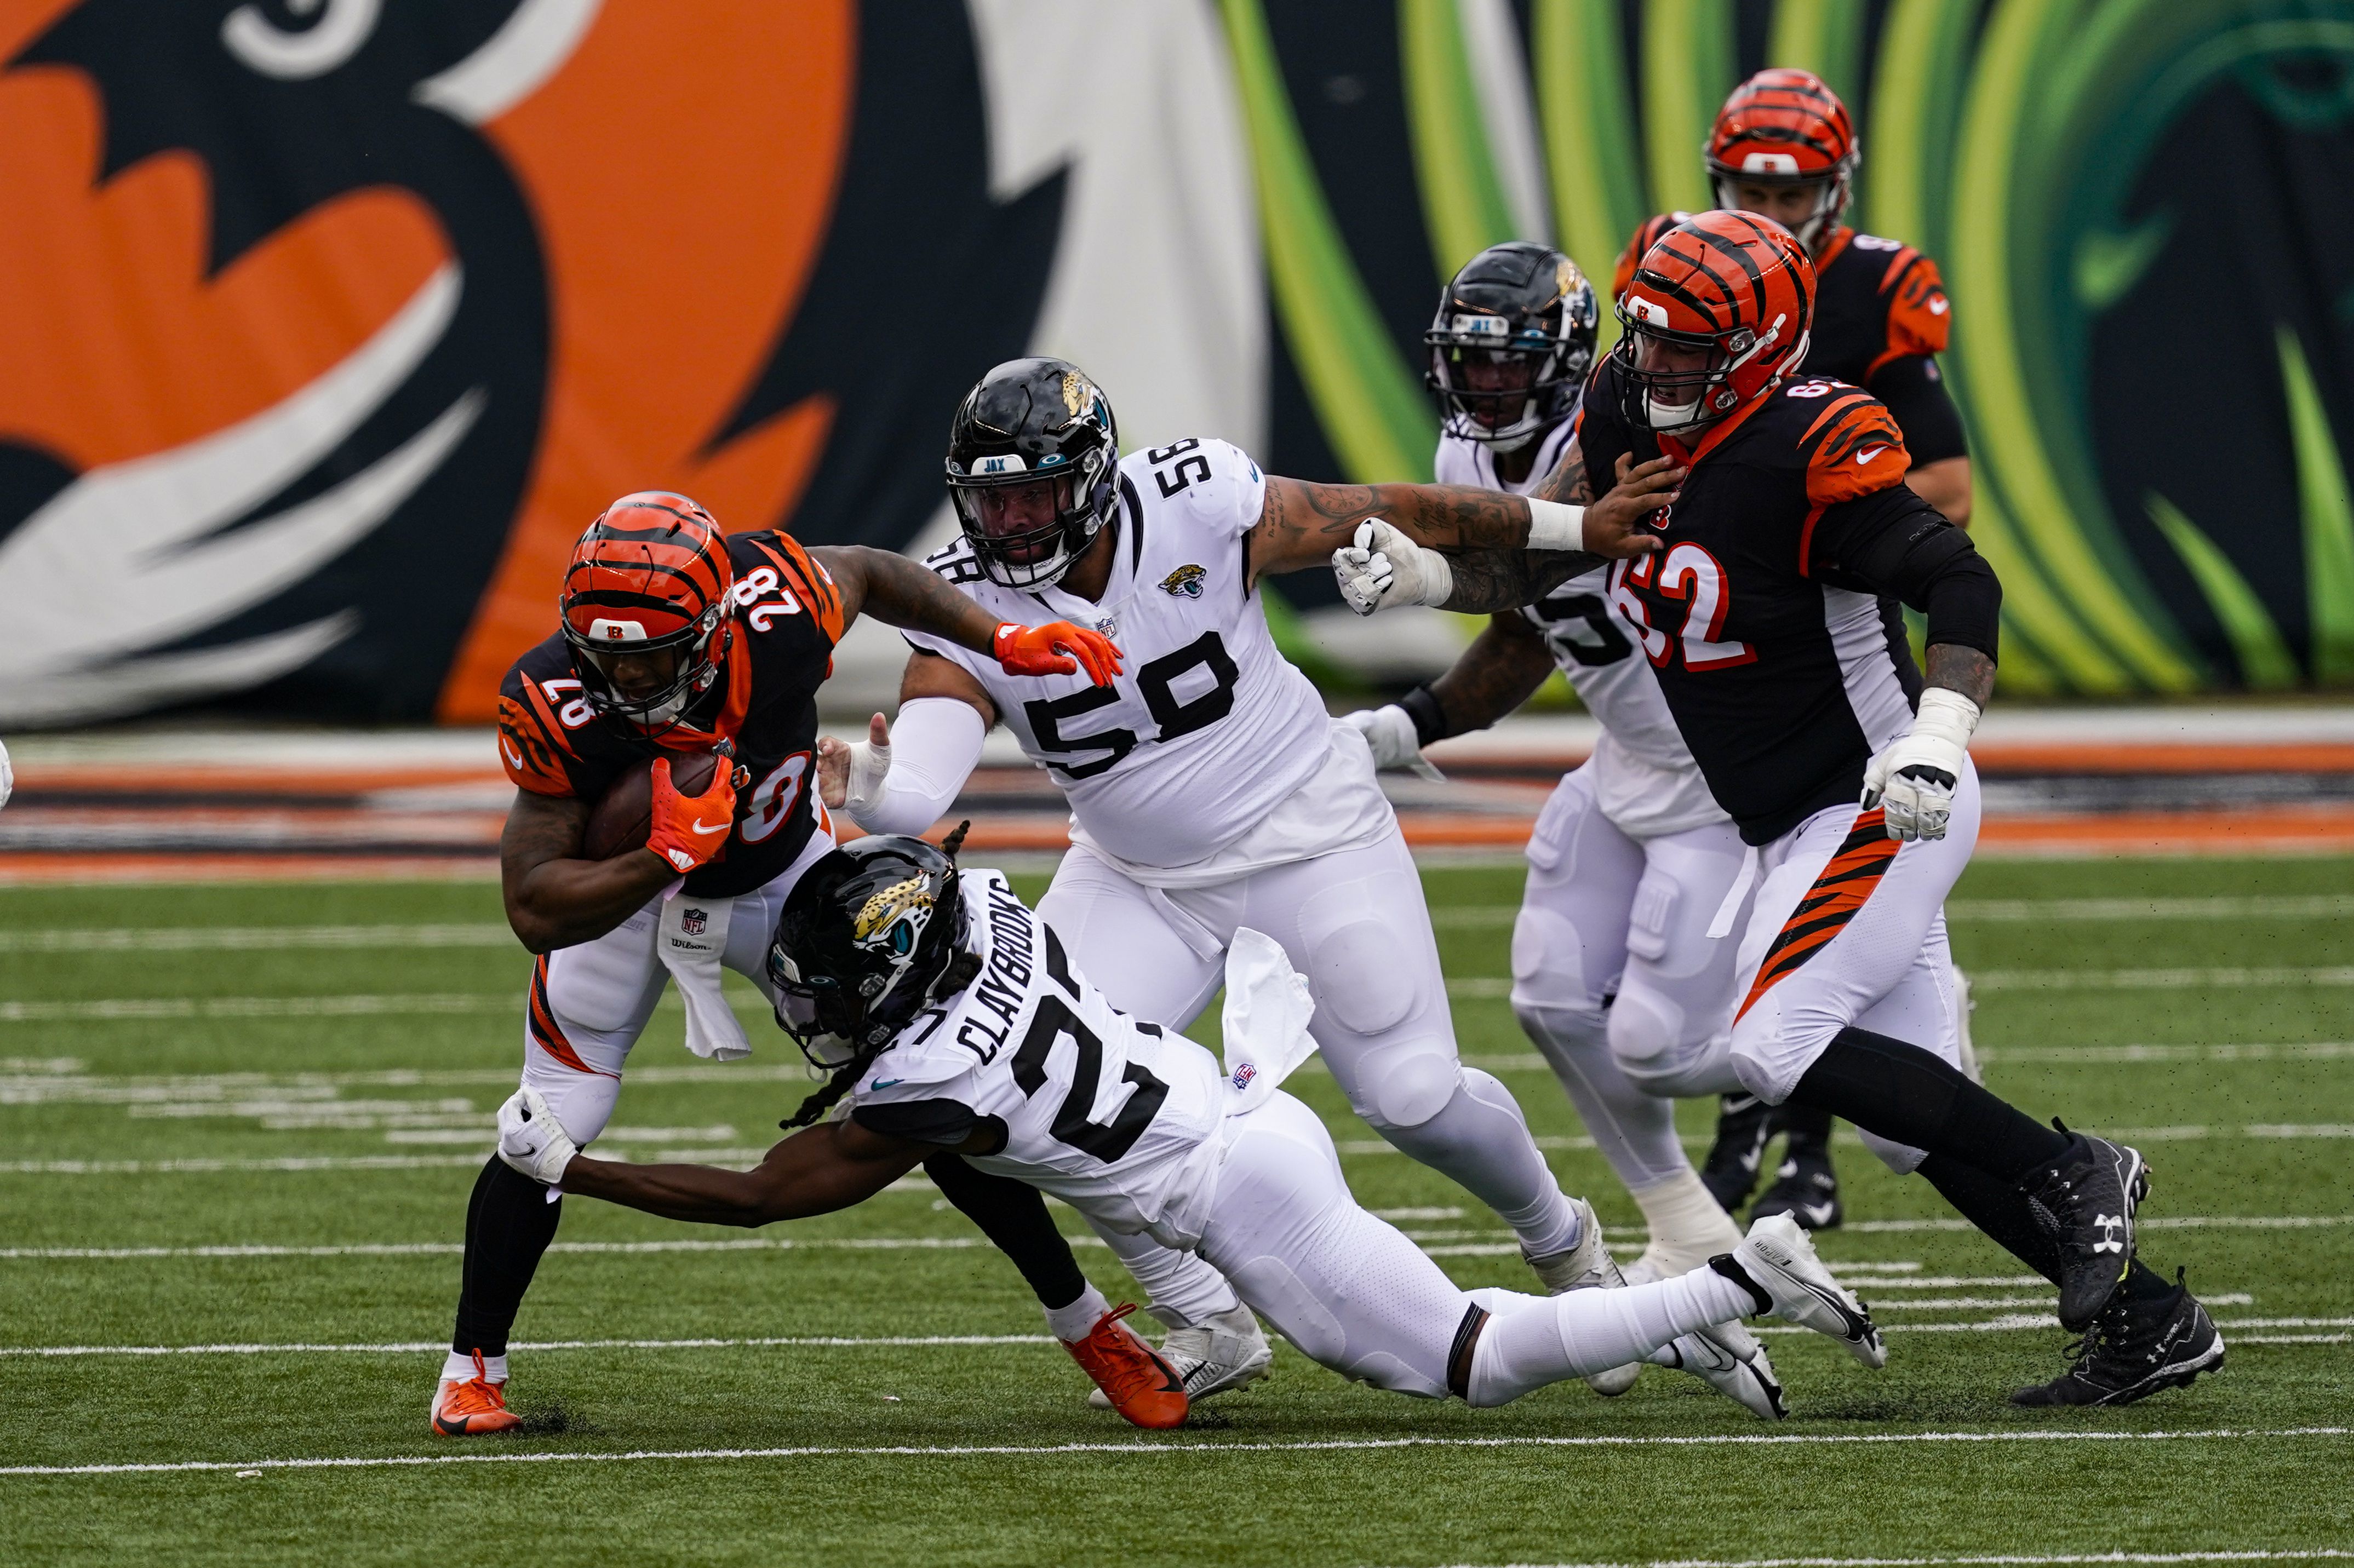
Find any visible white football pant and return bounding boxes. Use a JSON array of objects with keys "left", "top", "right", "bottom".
[
  {"left": 1729, "top": 761, "right": 1977, "bottom": 1174},
  {"left": 1510, "top": 762, "right": 1754, "bottom": 1165},
  {"left": 1196, "top": 1092, "right": 1758, "bottom": 1403},
  {"left": 1042, "top": 826, "right": 1583, "bottom": 1322},
  {"left": 517, "top": 830, "right": 838, "bottom": 1145}
]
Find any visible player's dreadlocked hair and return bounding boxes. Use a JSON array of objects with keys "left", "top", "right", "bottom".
[{"left": 778, "top": 823, "right": 976, "bottom": 1132}]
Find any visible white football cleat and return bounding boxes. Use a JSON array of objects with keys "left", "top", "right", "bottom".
[
  {"left": 1526, "top": 1198, "right": 1640, "bottom": 1396},
  {"left": 1723, "top": 1213, "right": 1887, "bottom": 1368},
  {"left": 1089, "top": 1304, "right": 1271, "bottom": 1409},
  {"left": 1651, "top": 1322, "right": 1788, "bottom": 1420}
]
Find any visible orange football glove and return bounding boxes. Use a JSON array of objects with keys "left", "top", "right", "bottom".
[
  {"left": 994, "top": 620, "right": 1124, "bottom": 686},
  {"left": 646, "top": 756, "right": 738, "bottom": 874}
]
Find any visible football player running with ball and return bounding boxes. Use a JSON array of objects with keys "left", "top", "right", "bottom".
[
  {"left": 1619, "top": 67, "right": 1977, "bottom": 1227},
  {"left": 816, "top": 357, "right": 1694, "bottom": 1405},
  {"left": 1336, "top": 213, "right": 2224, "bottom": 1408},
  {"left": 1346, "top": 241, "right": 1754, "bottom": 1296},
  {"left": 494, "top": 834, "right": 1881, "bottom": 1421},
  {"left": 432, "top": 492, "right": 1126, "bottom": 1435}
]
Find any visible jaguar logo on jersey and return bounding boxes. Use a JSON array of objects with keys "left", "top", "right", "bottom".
[
  {"left": 1160, "top": 564, "right": 1207, "bottom": 599},
  {"left": 853, "top": 875, "right": 934, "bottom": 954}
]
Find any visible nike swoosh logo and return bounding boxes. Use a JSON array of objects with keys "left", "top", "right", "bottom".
[
  {"left": 691, "top": 815, "right": 730, "bottom": 834},
  {"left": 1855, "top": 445, "right": 1888, "bottom": 465},
  {"left": 1800, "top": 1202, "right": 1836, "bottom": 1226},
  {"left": 872, "top": 1079, "right": 903, "bottom": 1089},
  {"left": 501, "top": 740, "right": 524, "bottom": 768}
]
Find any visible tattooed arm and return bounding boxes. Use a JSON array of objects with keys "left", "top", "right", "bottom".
[
  {"left": 1415, "top": 444, "right": 1681, "bottom": 612},
  {"left": 1424, "top": 614, "right": 1560, "bottom": 739},
  {"left": 1925, "top": 642, "right": 1995, "bottom": 707},
  {"left": 812, "top": 545, "right": 1003, "bottom": 655}
]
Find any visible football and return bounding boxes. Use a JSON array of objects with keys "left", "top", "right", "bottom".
[{"left": 580, "top": 749, "right": 720, "bottom": 861}]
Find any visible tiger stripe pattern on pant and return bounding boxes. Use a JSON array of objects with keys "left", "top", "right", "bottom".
[{"left": 1735, "top": 806, "right": 1898, "bottom": 1021}]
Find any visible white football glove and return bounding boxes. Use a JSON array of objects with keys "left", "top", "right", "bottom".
[
  {"left": 1332, "top": 520, "right": 1452, "bottom": 616},
  {"left": 1861, "top": 688, "right": 1980, "bottom": 842},
  {"left": 0, "top": 738, "right": 12, "bottom": 812},
  {"left": 1343, "top": 705, "right": 1445, "bottom": 782},
  {"left": 496, "top": 1086, "right": 579, "bottom": 1186}
]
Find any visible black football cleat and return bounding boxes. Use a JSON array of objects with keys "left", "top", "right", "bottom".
[
  {"left": 2021, "top": 1121, "right": 2149, "bottom": 1330},
  {"left": 1701, "top": 1094, "right": 1775, "bottom": 1214},
  {"left": 2011, "top": 1270, "right": 2224, "bottom": 1408},
  {"left": 1749, "top": 1145, "right": 1844, "bottom": 1231}
]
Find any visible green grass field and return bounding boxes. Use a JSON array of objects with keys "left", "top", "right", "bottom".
[{"left": 3, "top": 855, "right": 2350, "bottom": 1565}]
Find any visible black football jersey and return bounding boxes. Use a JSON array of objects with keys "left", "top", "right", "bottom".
[
  {"left": 496, "top": 530, "right": 844, "bottom": 898},
  {"left": 1579, "top": 358, "right": 1932, "bottom": 845},
  {"left": 1805, "top": 228, "right": 1964, "bottom": 466}
]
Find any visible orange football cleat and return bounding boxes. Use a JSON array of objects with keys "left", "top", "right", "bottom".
[
  {"left": 1063, "top": 1303, "right": 1189, "bottom": 1429},
  {"left": 431, "top": 1349, "right": 523, "bottom": 1437}
]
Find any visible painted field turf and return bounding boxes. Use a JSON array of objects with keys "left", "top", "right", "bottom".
[{"left": 1, "top": 858, "right": 2349, "bottom": 1565}]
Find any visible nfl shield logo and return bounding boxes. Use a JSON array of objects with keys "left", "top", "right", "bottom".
[
  {"left": 680, "top": 907, "right": 708, "bottom": 937},
  {"left": 1096, "top": 616, "right": 1116, "bottom": 636}
]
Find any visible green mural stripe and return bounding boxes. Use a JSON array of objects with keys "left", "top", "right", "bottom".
[
  {"left": 2279, "top": 326, "right": 2354, "bottom": 685},
  {"left": 1531, "top": 0, "right": 1644, "bottom": 351},
  {"left": 1218, "top": 0, "right": 1433, "bottom": 484},
  {"left": 1401, "top": 0, "right": 1521, "bottom": 283},
  {"left": 1864, "top": 0, "right": 1976, "bottom": 256},
  {"left": 1766, "top": 0, "right": 1868, "bottom": 221},
  {"left": 1642, "top": 0, "right": 1734, "bottom": 217},
  {"left": 1946, "top": 0, "right": 2189, "bottom": 692},
  {"left": 2146, "top": 493, "right": 2300, "bottom": 692}
]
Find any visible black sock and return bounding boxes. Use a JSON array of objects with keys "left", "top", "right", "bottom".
[
  {"left": 451, "top": 1156, "right": 565, "bottom": 1358},
  {"left": 1790, "top": 1027, "right": 2070, "bottom": 1182},
  {"left": 1918, "top": 1153, "right": 2061, "bottom": 1283},
  {"left": 2118, "top": 1259, "right": 2180, "bottom": 1305},
  {"left": 925, "top": 1153, "right": 1087, "bottom": 1311},
  {"left": 1772, "top": 1102, "right": 1835, "bottom": 1154}
]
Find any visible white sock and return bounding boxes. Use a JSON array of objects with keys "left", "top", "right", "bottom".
[
  {"left": 441, "top": 1350, "right": 508, "bottom": 1384},
  {"left": 1466, "top": 1266, "right": 1756, "bottom": 1406},
  {"left": 1043, "top": 1282, "right": 1112, "bottom": 1343},
  {"left": 1088, "top": 1217, "right": 1243, "bottom": 1329},
  {"left": 1388, "top": 1069, "right": 1582, "bottom": 1258},
  {"left": 1629, "top": 1167, "right": 1745, "bottom": 1276}
]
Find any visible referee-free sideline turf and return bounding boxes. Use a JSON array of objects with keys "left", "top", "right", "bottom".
[{"left": 1, "top": 855, "right": 2349, "bottom": 1566}]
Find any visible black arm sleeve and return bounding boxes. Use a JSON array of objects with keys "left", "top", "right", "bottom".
[
  {"left": 1865, "top": 357, "right": 1968, "bottom": 466},
  {"left": 1810, "top": 485, "right": 2001, "bottom": 660},
  {"left": 851, "top": 1097, "right": 998, "bottom": 1148},
  {"left": 922, "top": 1152, "right": 1089, "bottom": 1312}
]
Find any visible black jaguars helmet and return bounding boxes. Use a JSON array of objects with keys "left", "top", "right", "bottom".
[
  {"left": 767, "top": 832, "right": 971, "bottom": 1068},
  {"left": 946, "top": 357, "right": 1121, "bottom": 588},
  {"left": 1425, "top": 242, "right": 1598, "bottom": 451}
]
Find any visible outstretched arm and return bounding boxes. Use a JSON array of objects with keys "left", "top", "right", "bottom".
[
  {"left": 812, "top": 545, "right": 1003, "bottom": 656},
  {"left": 558, "top": 1118, "right": 930, "bottom": 1228}
]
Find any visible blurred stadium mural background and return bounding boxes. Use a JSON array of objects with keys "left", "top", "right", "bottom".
[{"left": 1, "top": 0, "right": 2350, "bottom": 729}]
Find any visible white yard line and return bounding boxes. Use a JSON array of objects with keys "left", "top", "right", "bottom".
[
  {"left": 8, "top": 1317, "right": 2343, "bottom": 1362},
  {"left": 1412, "top": 1544, "right": 2354, "bottom": 1554},
  {"left": 1429, "top": 894, "right": 2354, "bottom": 927},
  {"left": 4, "top": 1426, "right": 2346, "bottom": 1479}
]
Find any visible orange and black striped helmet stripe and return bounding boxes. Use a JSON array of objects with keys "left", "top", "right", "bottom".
[
  {"left": 1629, "top": 210, "right": 1814, "bottom": 340},
  {"left": 561, "top": 492, "right": 731, "bottom": 641},
  {"left": 1708, "top": 68, "right": 1856, "bottom": 175},
  {"left": 1735, "top": 808, "right": 1899, "bottom": 1023}
]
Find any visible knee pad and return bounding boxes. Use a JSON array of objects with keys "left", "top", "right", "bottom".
[
  {"left": 1226, "top": 1254, "right": 1347, "bottom": 1366},
  {"left": 1858, "top": 1128, "right": 1929, "bottom": 1175},
  {"left": 1350, "top": 1044, "right": 1462, "bottom": 1130},
  {"left": 1728, "top": 1046, "right": 1782, "bottom": 1105},
  {"left": 1308, "top": 919, "right": 1418, "bottom": 1036}
]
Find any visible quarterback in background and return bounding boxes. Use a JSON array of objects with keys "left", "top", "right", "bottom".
[
  {"left": 1347, "top": 239, "right": 1751, "bottom": 1291},
  {"left": 1618, "top": 66, "right": 1976, "bottom": 1228},
  {"left": 432, "top": 491, "right": 1124, "bottom": 1435}
]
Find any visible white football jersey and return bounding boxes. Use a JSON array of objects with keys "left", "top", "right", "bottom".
[
  {"left": 1434, "top": 422, "right": 1726, "bottom": 840},
  {"left": 849, "top": 871, "right": 1230, "bottom": 1247},
  {"left": 907, "top": 439, "right": 1336, "bottom": 869}
]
